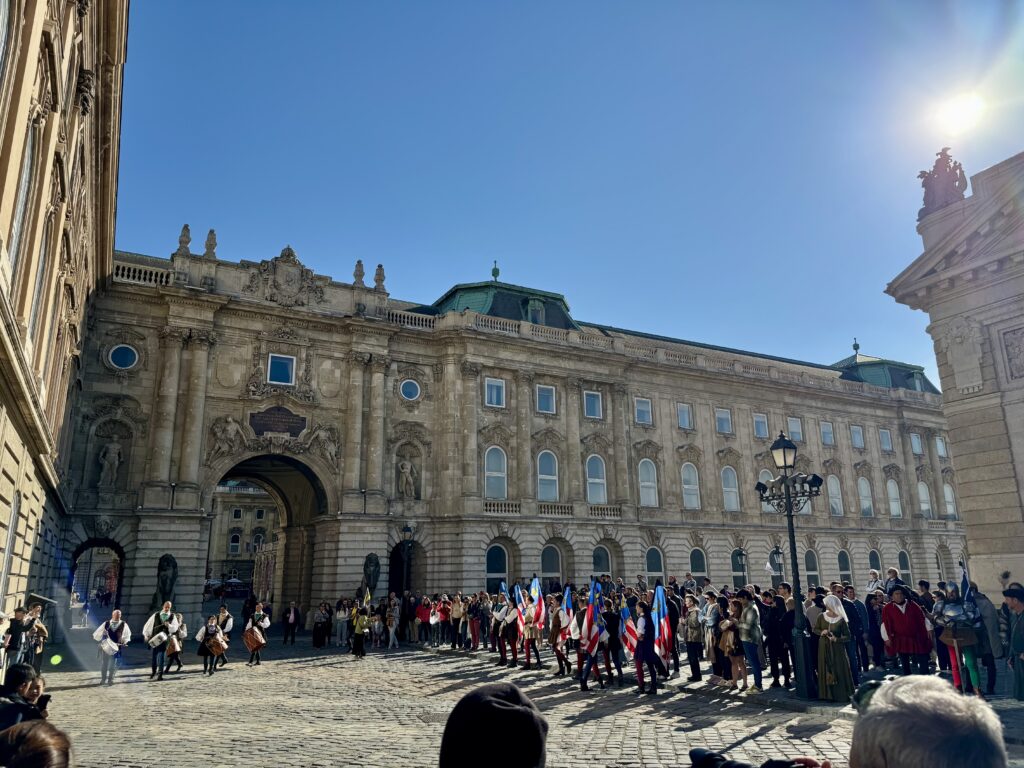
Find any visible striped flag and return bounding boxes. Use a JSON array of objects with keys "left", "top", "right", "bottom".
[
  {"left": 620, "top": 595, "right": 638, "bottom": 655},
  {"left": 652, "top": 585, "right": 673, "bottom": 665},
  {"left": 562, "top": 586, "right": 574, "bottom": 641},
  {"left": 513, "top": 584, "right": 526, "bottom": 635},
  {"left": 958, "top": 560, "right": 974, "bottom": 606},
  {"left": 580, "top": 581, "right": 602, "bottom": 655},
  {"left": 530, "top": 577, "right": 546, "bottom": 629}
]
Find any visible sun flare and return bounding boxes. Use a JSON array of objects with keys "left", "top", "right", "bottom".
[{"left": 935, "top": 93, "right": 985, "bottom": 136}]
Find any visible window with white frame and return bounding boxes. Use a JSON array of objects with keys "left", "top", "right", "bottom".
[
  {"left": 228, "top": 533, "right": 241, "bottom": 555},
  {"left": 536, "top": 385, "right": 556, "bottom": 414},
  {"left": 585, "top": 455, "right": 607, "bottom": 504},
  {"left": 935, "top": 436, "right": 948, "bottom": 458},
  {"left": 715, "top": 408, "right": 733, "bottom": 434},
  {"left": 759, "top": 469, "right": 775, "bottom": 513},
  {"left": 7, "top": 123, "right": 37, "bottom": 276},
  {"left": 898, "top": 550, "right": 913, "bottom": 586},
  {"left": 820, "top": 420, "right": 835, "bottom": 446},
  {"left": 689, "top": 549, "right": 708, "bottom": 582},
  {"left": 229, "top": 568, "right": 238, "bottom": 579},
  {"left": 638, "top": 459, "right": 658, "bottom": 507},
  {"left": 681, "top": 463, "right": 701, "bottom": 510},
  {"left": 868, "top": 550, "right": 882, "bottom": 573},
  {"left": 851, "top": 425, "right": 865, "bottom": 449},
  {"left": 753, "top": 413, "right": 769, "bottom": 439},
  {"left": 592, "top": 545, "right": 611, "bottom": 575},
  {"left": 943, "top": 483, "right": 957, "bottom": 519},
  {"left": 887, "top": 479, "right": 903, "bottom": 518},
  {"left": 721, "top": 466, "right": 740, "bottom": 512},
  {"left": 838, "top": 550, "right": 853, "bottom": 585},
  {"left": 252, "top": 533, "right": 265, "bottom": 550},
  {"left": 537, "top": 451, "right": 559, "bottom": 502},
  {"left": 584, "top": 390, "right": 602, "bottom": 419},
  {"left": 827, "top": 475, "right": 844, "bottom": 516},
  {"left": 910, "top": 432, "right": 923, "bottom": 455},
  {"left": 787, "top": 416, "right": 803, "bottom": 442},
  {"left": 646, "top": 547, "right": 665, "bottom": 586},
  {"left": 634, "top": 397, "right": 653, "bottom": 425},
  {"left": 541, "top": 545, "right": 561, "bottom": 584},
  {"left": 267, "top": 354, "right": 296, "bottom": 385},
  {"left": 917, "top": 481, "right": 932, "bottom": 518},
  {"left": 676, "top": 403, "right": 693, "bottom": 430},
  {"left": 484, "top": 447, "right": 508, "bottom": 499},
  {"left": 485, "top": 378, "right": 506, "bottom": 408},
  {"left": 805, "top": 550, "right": 820, "bottom": 588},
  {"left": 857, "top": 477, "right": 874, "bottom": 517},
  {"left": 879, "top": 428, "right": 893, "bottom": 452}
]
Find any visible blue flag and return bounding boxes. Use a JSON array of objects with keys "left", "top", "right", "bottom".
[{"left": 959, "top": 560, "right": 974, "bottom": 605}]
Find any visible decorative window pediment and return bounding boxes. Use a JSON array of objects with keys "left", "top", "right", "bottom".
[
  {"left": 676, "top": 443, "right": 703, "bottom": 466},
  {"left": 480, "top": 423, "right": 514, "bottom": 452},
  {"left": 633, "top": 439, "right": 662, "bottom": 462}
]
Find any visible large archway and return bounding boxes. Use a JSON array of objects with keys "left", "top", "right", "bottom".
[{"left": 69, "top": 538, "right": 126, "bottom": 619}]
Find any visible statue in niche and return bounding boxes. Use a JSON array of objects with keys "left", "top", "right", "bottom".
[
  {"left": 97, "top": 439, "right": 123, "bottom": 487},
  {"left": 397, "top": 459, "right": 418, "bottom": 499},
  {"left": 363, "top": 553, "right": 381, "bottom": 592},
  {"left": 148, "top": 553, "right": 179, "bottom": 613}
]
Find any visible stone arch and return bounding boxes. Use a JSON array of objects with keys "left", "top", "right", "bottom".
[
  {"left": 385, "top": 522, "right": 434, "bottom": 595},
  {"left": 539, "top": 535, "right": 575, "bottom": 589},
  {"left": 589, "top": 527, "right": 624, "bottom": 579},
  {"left": 67, "top": 537, "right": 128, "bottom": 610}
]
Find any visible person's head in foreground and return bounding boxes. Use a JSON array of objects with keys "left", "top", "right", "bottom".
[
  {"left": 0, "top": 721, "right": 71, "bottom": 768},
  {"left": 439, "top": 683, "right": 548, "bottom": 768}
]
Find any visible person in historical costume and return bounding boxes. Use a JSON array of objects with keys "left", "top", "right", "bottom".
[
  {"left": 195, "top": 615, "right": 227, "bottom": 676},
  {"left": 1001, "top": 586, "right": 1024, "bottom": 701},
  {"left": 522, "top": 594, "right": 542, "bottom": 670},
  {"left": 352, "top": 608, "right": 370, "bottom": 658},
  {"left": 92, "top": 609, "right": 131, "bottom": 686},
  {"left": 635, "top": 600, "right": 659, "bottom": 695},
  {"left": 718, "top": 600, "right": 745, "bottom": 691},
  {"left": 215, "top": 604, "right": 234, "bottom": 668},
  {"left": 142, "top": 602, "right": 180, "bottom": 681},
  {"left": 880, "top": 585, "right": 931, "bottom": 675},
  {"left": 814, "top": 594, "right": 855, "bottom": 703},
  {"left": 244, "top": 603, "right": 271, "bottom": 667},
  {"left": 163, "top": 612, "right": 188, "bottom": 675},
  {"left": 311, "top": 602, "right": 332, "bottom": 649},
  {"left": 933, "top": 584, "right": 982, "bottom": 696},
  {"left": 490, "top": 594, "right": 513, "bottom": 667},
  {"left": 601, "top": 597, "right": 625, "bottom": 686},
  {"left": 549, "top": 594, "right": 570, "bottom": 677},
  {"left": 682, "top": 594, "right": 705, "bottom": 683}
]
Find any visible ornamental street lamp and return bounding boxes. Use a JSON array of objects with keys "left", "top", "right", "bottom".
[
  {"left": 400, "top": 524, "right": 414, "bottom": 593},
  {"left": 755, "top": 431, "right": 823, "bottom": 700}
]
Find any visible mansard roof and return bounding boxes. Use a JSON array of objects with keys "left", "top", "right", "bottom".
[{"left": 428, "top": 280, "right": 579, "bottom": 330}]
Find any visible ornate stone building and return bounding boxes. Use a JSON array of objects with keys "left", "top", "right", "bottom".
[
  {"left": 67, "top": 238, "right": 967, "bottom": 623},
  {"left": 0, "top": 1, "right": 127, "bottom": 617},
  {"left": 209, "top": 480, "right": 279, "bottom": 583},
  {"left": 889, "top": 148, "right": 1024, "bottom": 594}
]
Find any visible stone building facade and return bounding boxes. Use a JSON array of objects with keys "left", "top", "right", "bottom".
[
  {"left": 209, "top": 481, "right": 279, "bottom": 583},
  {"left": 889, "top": 149, "right": 1024, "bottom": 595},
  {"left": 0, "top": 1, "right": 127, "bottom": 618},
  {"left": 68, "top": 239, "right": 967, "bottom": 623}
]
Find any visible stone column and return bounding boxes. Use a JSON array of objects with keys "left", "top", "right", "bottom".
[
  {"left": 461, "top": 361, "right": 480, "bottom": 496},
  {"left": 515, "top": 370, "right": 534, "bottom": 499},
  {"left": 147, "top": 326, "right": 187, "bottom": 483},
  {"left": 364, "top": 356, "right": 389, "bottom": 493},
  {"left": 177, "top": 329, "right": 216, "bottom": 485},
  {"left": 924, "top": 427, "right": 946, "bottom": 517},
  {"left": 565, "top": 378, "right": 582, "bottom": 500},
  {"left": 343, "top": 352, "right": 369, "bottom": 491},
  {"left": 612, "top": 383, "right": 630, "bottom": 503},
  {"left": 440, "top": 355, "right": 462, "bottom": 501}
]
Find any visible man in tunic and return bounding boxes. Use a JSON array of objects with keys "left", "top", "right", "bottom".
[{"left": 881, "top": 585, "right": 930, "bottom": 675}]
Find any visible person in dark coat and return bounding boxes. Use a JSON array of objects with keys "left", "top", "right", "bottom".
[
  {"left": 439, "top": 683, "right": 547, "bottom": 768},
  {"left": 765, "top": 595, "right": 792, "bottom": 688},
  {"left": 666, "top": 592, "right": 681, "bottom": 675},
  {"left": 0, "top": 664, "right": 44, "bottom": 731}
]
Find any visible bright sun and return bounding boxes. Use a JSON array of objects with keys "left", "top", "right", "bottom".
[{"left": 935, "top": 93, "right": 986, "bottom": 136}]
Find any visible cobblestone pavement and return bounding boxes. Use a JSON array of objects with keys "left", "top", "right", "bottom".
[{"left": 42, "top": 636, "right": 1024, "bottom": 768}]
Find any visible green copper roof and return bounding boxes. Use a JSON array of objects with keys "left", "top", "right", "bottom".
[{"left": 432, "top": 281, "right": 579, "bottom": 329}]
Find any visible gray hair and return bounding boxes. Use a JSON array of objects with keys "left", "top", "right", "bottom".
[{"left": 850, "top": 676, "right": 1006, "bottom": 768}]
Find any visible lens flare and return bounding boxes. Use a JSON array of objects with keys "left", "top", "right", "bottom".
[
  {"left": 935, "top": 93, "right": 985, "bottom": 136},
  {"left": 49, "top": 654, "right": 62, "bottom": 665}
]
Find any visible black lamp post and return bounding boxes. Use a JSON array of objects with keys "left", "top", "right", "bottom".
[
  {"left": 755, "top": 431, "right": 823, "bottom": 700},
  {"left": 400, "top": 524, "right": 414, "bottom": 593}
]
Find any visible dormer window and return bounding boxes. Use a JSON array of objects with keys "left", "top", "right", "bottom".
[{"left": 526, "top": 299, "right": 545, "bottom": 325}]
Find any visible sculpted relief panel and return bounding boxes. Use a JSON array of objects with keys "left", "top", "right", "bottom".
[
  {"left": 1003, "top": 326, "right": 1024, "bottom": 381},
  {"left": 940, "top": 316, "right": 984, "bottom": 395}
]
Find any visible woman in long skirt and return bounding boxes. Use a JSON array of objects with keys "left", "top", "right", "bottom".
[
  {"left": 814, "top": 594, "right": 855, "bottom": 703},
  {"left": 195, "top": 615, "right": 226, "bottom": 676}
]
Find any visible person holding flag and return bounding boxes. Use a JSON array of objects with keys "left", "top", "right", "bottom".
[
  {"left": 548, "top": 593, "right": 571, "bottom": 677},
  {"left": 523, "top": 592, "right": 543, "bottom": 669},
  {"left": 497, "top": 584, "right": 521, "bottom": 668},
  {"left": 651, "top": 586, "right": 675, "bottom": 682},
  {"left": 634, "top": 600, "right": 659, "bottom": 695},
  {"left": 579, "top": 581, "right": 606, "bottom": 691},
  {"left": 619, "top": 594, "right": 638, "bottom": 658}
]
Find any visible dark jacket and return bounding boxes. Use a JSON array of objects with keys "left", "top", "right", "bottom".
[
  {"left": 281, "top": 607, "right": 303, "bottom": 627},
  {"left": 841, "top": 597, "right": 863, "bottom": 637},
  {"left": 0, "top": 693, "right": 43, "bottom": 731}
]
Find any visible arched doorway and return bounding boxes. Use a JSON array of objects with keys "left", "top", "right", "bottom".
[{"left": 69, "top": 538, "right": 126, "bottom": 619}]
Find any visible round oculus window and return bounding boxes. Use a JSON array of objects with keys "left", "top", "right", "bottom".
[
  {"left": 400, "top": 379, "right": 421, "bottom": 401},
  {"left": 108, "top": 344, "right": 139, "bottom": 370}
]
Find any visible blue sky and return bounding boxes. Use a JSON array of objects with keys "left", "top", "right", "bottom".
[{"left": 114, "top": 2, "right": 1024, "bottom": 381}]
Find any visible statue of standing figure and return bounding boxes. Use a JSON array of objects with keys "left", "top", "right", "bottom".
[
  {"left": 397, "top": 459, "right": 418, "bottom": 499},
  {"left": 97, "top": 439, "right": 122, "bottom": 487},
  {"left": 918, "top": 147, "right": 968, "bottom": 221}
]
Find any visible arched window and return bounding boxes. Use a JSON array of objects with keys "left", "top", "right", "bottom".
[
  {"left": 228, "top": 568, "right": 238, "bottom": 580},
  {"left": 917, "top": 482, "right": 932, "bottom": 518},
  {"left": 592, "top": 545, "right": 611, "bottom": 576},
  {"left": 27, "top": 216, "right": 53, "bottom": 341},
  {"left": 943, "top": 483, "right": 958, "bottom": 520},
  {"left": 721, "top": 466, "right": 740, "bottom": 512},
  {"left": 898, "top": 550, "right": 913, "bottom": 586},
  {"left": 689, "top": 549, "right": 708, "bottom": 582},
  {"left": 541, "top": 545, "right": 561, "bottom": 586},
  {"left": 484, "top": 446, "right": 507, "bottom": 500},
  {"left": 804, "top": 550, "right": 820, "bottom": 589},
  {"left": 0, "top": 0, "right": 12, "bottom": 86},
  {"left": 759, "top": 469, "right": 775, "bottom": 513},
  {"left": 868, "top": 550, "right": 882, "bottom": 573},
  {"left": 857, "top": 477, "right": 874, "bottom": 517},
  {"left": 838, "top": 550, "right": 853, "bottom": 585},
  {"left": 8, "top": 124, "right": 38, "bottom": 276},
  {"left": 646, "top": 547, "right": 664, "bottom": 586},
  {"left": 681, "top": 463, "right": 701, "bottom": 510},
  {"left": 638, "top": 459, "right": 658, "bottom": 507},
  {"left": 486, "top": 544, "right": 509, "bottom": 594},
  {"left": 252, "top": 533, "right": 265, "bottom": 550},
  {"left": 827, "top": 475, "right": 844, "bottom": 516},
  {"left": 887, "top": 479, "right": 903, "bottom": 518},
  {"left": 228, "top": 533, "right": 241, "bottom": 556},
  {"left": 585, "top": 455, "right": 607, "bottom": 505},
  {"left": 537, "top": 451, "right": 558, "bottom": 502},
  {"left": 730, "top": 548, "right": 748, "bottom": 588}
]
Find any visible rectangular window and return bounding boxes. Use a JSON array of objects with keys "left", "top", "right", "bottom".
[
  {"left": 879, "top": 428, "right": 893, "bottom": 453},
  {"left": 676, "top": 403, "right": 693, "bottom": 430},
  {"left": 583, "top": 390, "right": 602, "bottom": 419},
  {"left": 787, "top": 416, "right": 803, "bottom": 442},
  {"left": 753, "top": 413, "right": 769, "bottom": 439},
  {"left": 820, "top": 421, "right": 835, "bottom": 446},
  {"left": 715, "top": 407, "right": 733, "bottom": 434},
  {"left": 911, "top": 432, "right": 923, "bottom": 455},
  {"left": 935, "top": 436, "right": 948, "bottom": 458},
  {"left": 232, "top": 508, "right": 242, "bottom": 520},
  {"left": 634, "top": 397, "right": 653, "bottom": 425},
  {"left": 851, "top": 425, "right": 865, "bottom": 449},
  {"left": 485, "top": 378, "right": 505, "bottom": 408},
  {"left": 255, "top": 508, "right": 265, "bottom": 520},
  {"left": 536, "top": 385, "right": 556, "bottom": 415},
  {"left": 267, "top": 354, "right": 296, "bottom": 385}
]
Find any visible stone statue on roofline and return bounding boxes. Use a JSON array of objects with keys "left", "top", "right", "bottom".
[{"left": 918, "top": 147, "right": 968, "bottom": 221}]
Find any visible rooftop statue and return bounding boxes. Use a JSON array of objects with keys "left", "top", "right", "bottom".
[{"left": 917, "top": 147, "right": 968, "bottom": 221}]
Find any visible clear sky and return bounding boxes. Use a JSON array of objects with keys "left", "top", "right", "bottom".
[{"left": 114, "top": 1, "right": 1024, "bottom": 381}]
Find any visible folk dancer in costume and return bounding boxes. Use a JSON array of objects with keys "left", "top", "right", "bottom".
[
  {"left": 522, "top": 594, "right": 543, "bottom": 670},
  {"left": 491, "top": 594, "right": 514, "bottom": 667},
  {"left": 142, "top": 602, "right": 180, "bottom": 681},
  {"left": 572, "top": 593, "right": 587, "bottom": 679},
  {"left": 163, "top": 612, "right": 188, "bottom": 675},
  {"left": 245, "top": 603, "right": 271, "bottom": 667},
  {"left": 549, "top": 594, "right": 571, "bottom": 677},
  {"left": 195, "top": 615, "right": 227, "bottom": 676},
  {"left": 92, "top": 609, "right": 131, "bottom": 686},
  {"left": 215, "top": 604, "right": 234, "bottom": 668},
  {"left": 635, "top": 600, "right": 658, "bottom": 695},
  {"left": 601, "top": 598, "right": 625, "bottom": 686}
]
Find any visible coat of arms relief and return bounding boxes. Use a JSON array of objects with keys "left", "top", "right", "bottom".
[{"left": 243, "top": 246, "right": 326, "bottom": 307}]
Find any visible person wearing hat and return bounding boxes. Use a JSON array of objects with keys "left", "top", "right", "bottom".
[
  {"left": 881, "top": 584, "right": 930, "bottom": 675},
  {"left": 439, "top": 683, "right": 548, "bottom": 768},
  {"left": 1004, "top": 585, "right": 1024, "bottom": 701}
]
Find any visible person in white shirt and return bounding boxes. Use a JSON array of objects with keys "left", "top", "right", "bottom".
[
  {"left": 92, "top": 609, "right": 131, "bottom": 685},
  {"left": 245, "top": 603, "right": 271, "bottom": 666},
  {"left": 142, "top": 602, "right": 179, "bottom": 681},
  {"left": 215, "top": 604, "right": 234, "bottom": 668}
]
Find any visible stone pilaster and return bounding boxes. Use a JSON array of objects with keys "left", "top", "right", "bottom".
[
  {"left": 364, "top": 356, "right": 389, "bottom": 493},
  {"left": 461, "top": 361, "right": 480, "bottom": 497},
  {"left": 343, "top": 351, "right": 369, "bottom": 491},
  {"left": 565, "top": 378, "right": 582, "bottom": 501},
  {"left": 146, "top": 326, "right": 187, "bottom": 484},
  {"left": 612, "top": 383, "right": 629, "bottom": 503},
  {"left": 515, "top": 370, "right": 533, "bottom": 499},
  {"left": 924, "top": 427, "right": 946, "bottom": 516},
  {"left": 177, "top": 329, "right": 216, "bottom": 486}
]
